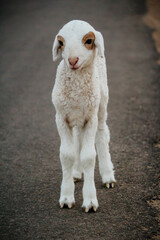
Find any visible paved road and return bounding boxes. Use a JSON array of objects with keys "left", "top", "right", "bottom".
[{"left": 0, "top": 0, "right": 159, "bottom": 239}]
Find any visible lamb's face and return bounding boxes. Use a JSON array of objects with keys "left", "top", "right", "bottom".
[
  {"left": 57, "top": 31, "right": 96, "bottom": 70},
  {"left": 52, "top": 20, "right": 105, "bottom": 70}
]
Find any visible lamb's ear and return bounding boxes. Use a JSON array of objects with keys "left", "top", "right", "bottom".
[
  {"left": 94, "top": 31, "right": 105, "bottom": 57},
  {"left": 52, "top": 35, "right": 61, "bottom": 62}
]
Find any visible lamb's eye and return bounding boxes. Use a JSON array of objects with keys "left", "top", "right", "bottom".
[
  {"left": 85, "top": 39, "right": 92, "bottom": 44},
  {"left": 59, "top": 40, "right": 63, "bottom": 46}
]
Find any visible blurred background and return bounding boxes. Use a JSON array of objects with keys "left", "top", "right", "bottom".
[{"left": 0, "top": 0, "right": 159, "bottom": 239}]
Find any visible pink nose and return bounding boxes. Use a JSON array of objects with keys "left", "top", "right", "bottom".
[{"left": 68, "top": 57, "right": 79, "bottom": 67}]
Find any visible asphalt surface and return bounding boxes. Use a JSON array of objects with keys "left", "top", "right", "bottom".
[{"left": 0, "top": 0, "right": 160, "bottom": 239}]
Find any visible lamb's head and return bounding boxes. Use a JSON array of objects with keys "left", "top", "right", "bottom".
[{"left": 52, "top": 20, "right": 105, "bottom": 70}]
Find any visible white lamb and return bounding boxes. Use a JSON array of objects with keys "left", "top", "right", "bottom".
[{"left": 52, "top": 20, "right": 116, "bottom": 212}]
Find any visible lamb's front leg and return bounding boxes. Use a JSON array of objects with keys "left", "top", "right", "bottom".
[
  {"left": 56, "top": 115, "right": 75, "bottom": 208},
  {"left": 60, "top": 142, "right": 75, "bottom": 208},
  {"left": 80, "top": 116, "right": 99, "bottom": 212},
  {"left": 72, "top": 127, "right": 82, "bottom": 182}
]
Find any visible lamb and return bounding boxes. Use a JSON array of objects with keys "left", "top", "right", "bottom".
[{"left": 52, "top": 20, "right": 116, "bottom": 212}]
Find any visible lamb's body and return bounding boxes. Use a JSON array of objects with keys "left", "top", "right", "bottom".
[
  {"left": 53, "top": 56, "right": 105, "bottom": 128},
  {"left": 52, "top": 20, "right": 115, "bottom": 212}
]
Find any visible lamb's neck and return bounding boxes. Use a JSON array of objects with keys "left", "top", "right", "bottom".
[{"left": 63, "top": 61, "right": 95, "bottom": 85}]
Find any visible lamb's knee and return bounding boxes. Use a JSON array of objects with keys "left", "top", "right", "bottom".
[
  {"left": 60, "top": 145, "right": 75, "bottom": 167},
  {"left": 80, "top": 146, "right": 96, "bottom": 170}
]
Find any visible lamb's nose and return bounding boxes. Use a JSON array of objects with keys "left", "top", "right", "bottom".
[{"left": 68, "top": 57, "right": 79, "bottom": 66}]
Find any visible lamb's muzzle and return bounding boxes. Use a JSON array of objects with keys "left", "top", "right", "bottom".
[{"left": 68, "top": 57, "right": 79, "bottom": 69}]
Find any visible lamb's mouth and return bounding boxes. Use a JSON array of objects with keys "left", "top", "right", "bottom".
[{"left": 70, "top": 64, "right": 82, "bottom": 70}]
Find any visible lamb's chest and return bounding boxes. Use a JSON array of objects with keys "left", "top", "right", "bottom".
[{"left": 52, "top": 80, "right": 100, "bottom": 128}]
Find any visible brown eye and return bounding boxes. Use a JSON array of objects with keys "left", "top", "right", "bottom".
[
  {"left": 85, "top": 39, "right": 92, "bottom": 44},
  {"left": 59, "top": 40, "right": 63, "bottom": 46}
]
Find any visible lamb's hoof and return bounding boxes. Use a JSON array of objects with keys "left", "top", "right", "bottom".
[
  {"left": 84, "top": 205, "right": 98, "bottom": 213},
  {"left": 60, "top": 202, "right": 74, "bottom": 209},
  {"left": 84, "top": 205, "right": 97, "bottom": 213},
  {"left": 82, "top": 199, "right": 99, "bottom": 213},
  {"left": 59, "top": 196, "right": 75, "bottom": 209},
  {"left": 105, "top": 182, "right": 115, "bottom": 188}
]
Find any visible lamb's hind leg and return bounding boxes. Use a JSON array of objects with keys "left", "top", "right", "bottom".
[
  {"left": 96, "top": 123, "right": 116, "bottom": 188},
  {"left": 56, "top": 114, "right": 75, "bottom": 208}
]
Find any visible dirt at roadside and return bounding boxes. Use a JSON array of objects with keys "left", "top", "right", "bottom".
[{"left": 143, "top": 0, "right": 160, "bottom": 64}]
